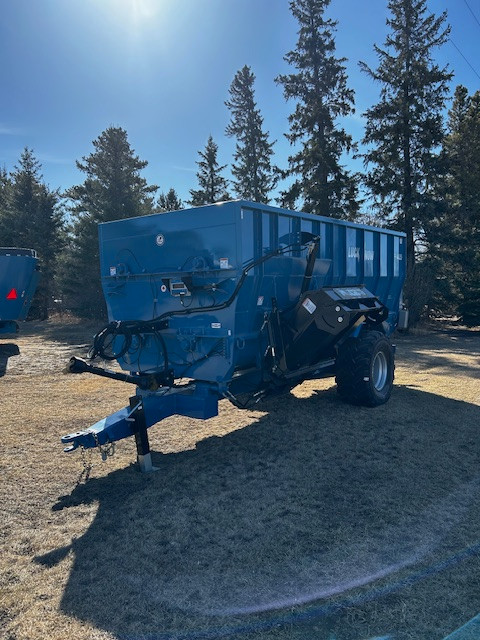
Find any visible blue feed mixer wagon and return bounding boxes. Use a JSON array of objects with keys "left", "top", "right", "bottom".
[
  {"left": 0, "top": 248, "right": 39, "bottom": 334},
  {"left": 63, "top": 201, "right": 407, "bottom": 471}
]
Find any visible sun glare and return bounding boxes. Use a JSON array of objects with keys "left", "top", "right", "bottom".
[
  {"left": 130, "top": 0, "right": 158, "bottom": 22},
  {"left": 111, "top": 0, "right": 159, "bottom": 27}
]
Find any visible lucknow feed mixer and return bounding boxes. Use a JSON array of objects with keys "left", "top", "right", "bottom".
[{"left": 62, "top": 201, "right": 407, "bottom": 471}]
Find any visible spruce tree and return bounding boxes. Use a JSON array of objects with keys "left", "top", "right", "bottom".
[
  {"left": 1, "top": 149, "right": 64, "bottom": 319},
  {"left": 443, "top": 87, "right": 480, "bottom": 232},
  {"left": 188, "top": 136, "right": 230, "bottom": 206},
  {"left": 157, "top": 188, "right": 183, "bottom": 212},
  {"left": 276, "top": 0, "right": 358, "bottom": 218},
  {"left": 432, "top": 86, "right": 480, "bottom": 323},
  {"left": 61, "top": 127, "right": 157, "bottom": 318},
  {"left": 8, "top": 148, "right": 43, "bottom": 246},
  {"left": 0, "top": 168, "right": 13, "bottom": 244},
  {"left": 31, "top": 186, "right": 65, "bottom": 319},
  {"left": 360, "top": 0, "right": 452, "bottom": 291},
  {"left": 66, "top": 127, "right": 157, "bottom": 223},
  {"left": 225, "top": 66, "right": 276, "bottom": 203}
]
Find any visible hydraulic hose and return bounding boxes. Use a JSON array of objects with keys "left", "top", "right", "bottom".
[{"left": 90, "top": 241, "right": 311, "bottom": 360}]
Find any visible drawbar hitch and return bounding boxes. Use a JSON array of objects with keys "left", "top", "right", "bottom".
[{"left": 68, "top": 356, "right": 174, "bottom": 391}]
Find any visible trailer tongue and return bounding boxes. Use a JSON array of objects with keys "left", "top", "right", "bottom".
[{"left": 62, "top": 201, "right": 406, "bottom": 471}]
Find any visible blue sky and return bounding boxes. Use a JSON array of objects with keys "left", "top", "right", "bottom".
[{"left": 1, "top": 0, "right": 479, "bottom": 204}]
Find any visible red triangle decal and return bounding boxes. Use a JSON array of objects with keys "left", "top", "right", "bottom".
[{"left": 6, "top": 288, "right": 18, "bottom": 300}]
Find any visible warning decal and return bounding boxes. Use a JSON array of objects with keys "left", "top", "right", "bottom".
[{"left": 302, "top": 298, "right": 317, "bottom": 315}]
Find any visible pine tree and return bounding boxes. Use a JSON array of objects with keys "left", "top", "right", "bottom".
[
  {"left": 276, "top": 0, "right": 358, "bottom": 218},
  {"left": 431, "top": 86, "right": 480, "bottom": 324},
  {"left": 443, "top": 87, "right": 480, "bottom": 231},
  {"left": 7, "top": 148, "right": 43, "bottom": 246},
  {"left": 0, "top": 167, "right": 13, "bottom": 244},
  {"left": 66, "top": 127, "right": 157, "bottom": 222},
  {"left": 225, "top": 66, "right": 276, "bottom": 203},
  {"left": 157, "top": 188, "right": 183, "bottom": 212},
  {"left": 0, "top": 149, "right": 64, "bottom": 319},
  {"left": 360, "top": 0, "right": 452, "bottom": 293},
  {"left": 188, "top": 136, "right": 230, "bottom": 206},
  {"left": 61, "top": 127, "right": 157, "bottom": 318},
  {"left": 30, "top": 186, "right": 65, "bottom": 319}
]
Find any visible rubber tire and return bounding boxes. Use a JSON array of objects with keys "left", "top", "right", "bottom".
[{"left": 335, "top": 330, "right": 394, "bottom": 407}]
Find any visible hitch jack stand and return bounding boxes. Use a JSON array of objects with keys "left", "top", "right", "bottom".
[{"left": 128, "top": 396, "right": 159, "bottom": 473}]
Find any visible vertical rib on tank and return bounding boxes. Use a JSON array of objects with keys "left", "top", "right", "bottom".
[{"left": 98, "top": 201, "right": 406, "bottom": 383}]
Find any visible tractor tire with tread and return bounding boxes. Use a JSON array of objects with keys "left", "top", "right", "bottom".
[{"left": 335, "top": 330, "right": 394, "bottom": 407}]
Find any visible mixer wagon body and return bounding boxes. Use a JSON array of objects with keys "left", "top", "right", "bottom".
[
  {"left": 0, "top": 248, "right": 39, "bottom": 334},
  {"left": 62, "top": 201, "right": 407, "bottom": 470}
]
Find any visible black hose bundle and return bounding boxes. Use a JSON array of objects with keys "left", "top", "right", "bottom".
[
  {"left": 90, "top": 320, "right": 169, "bottom": 371},
  {"left": 90, "top": 240, "right": 312, "bottom": 365},
  {"left": 91, "top": 321, "right": 132, "bottom": 360}
]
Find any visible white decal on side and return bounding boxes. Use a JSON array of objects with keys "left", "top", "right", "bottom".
[{"left": 302, "top": 298, "right": 317, "bottom": 315}]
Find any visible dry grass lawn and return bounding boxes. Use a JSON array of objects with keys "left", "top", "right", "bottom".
[{"left": 0, "top": 318, "right": 479, "bottom": 640}]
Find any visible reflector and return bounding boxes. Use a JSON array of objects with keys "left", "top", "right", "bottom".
[{"left": 6, "top": 288, "right": 18, "bottom": 300}]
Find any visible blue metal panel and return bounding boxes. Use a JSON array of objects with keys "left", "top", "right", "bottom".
[
  {"left": 61, "top": 383, "right": 219, "bottom": 452},
  {"left": 333, "top": 224, "right": 346, "bottom": 284},
  {"left": 97, "top": 201, "right": 406, "bottom": 383},
  {"left": 364, "top": 230, "right": 375, "bottom": 279},
  {"left": 0, "top": 249, "right": 39, "bottom": 332},
  {"left": 443, "top": 613, "right": 480, "bottom": 639},
  {"left": 61, "top": 201, "right": 408, "bottom": 459},
  {"left": 346, "top": 227, "right": 359, "bottom": 279}
]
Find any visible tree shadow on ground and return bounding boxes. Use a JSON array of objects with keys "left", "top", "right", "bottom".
[
  {"left": 396, "top": 328, "right": 480, "bottom": 376},
  {"left": 401, "top": 348, "right": 480, "bottom": 375},
  {"left": 0, "top": 342, "right": 20, "bottom": 377},
  {"left": 36, "top": 386, "right": 480, "bottom": 640},
  {"left": 17, "top": 318, "right": 100, "bottom": 345}
]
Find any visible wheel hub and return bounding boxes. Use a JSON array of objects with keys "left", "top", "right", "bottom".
[{"left": 372, "top": 351, "right": 388, "bottom": 391}]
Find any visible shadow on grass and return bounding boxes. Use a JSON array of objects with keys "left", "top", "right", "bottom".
[
  {"left": 401, "top": 348, "right": 480, "bottom": 376},
  {"left": 17, "top": 318, "right": 101, "bottom": 345},
  {"left": 395, "top": 329, "right": 480, "bottom": 376},
  {"left": 0, "top": 342, "right": 20, "bottom": 377},
  {"left": 36, "top": 386, "right": 480, "bottom": 640}
]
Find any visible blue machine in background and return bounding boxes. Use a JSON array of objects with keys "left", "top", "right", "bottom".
[
  {"left": 0, "top": 248, "right": 39, "bottom": 334},
  {"left": 63, "top": 201, "right": 407, "bottom": 471}
]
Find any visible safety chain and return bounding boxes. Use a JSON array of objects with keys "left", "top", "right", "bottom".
[
  {"left": 78, "top": 432, "right": 116, "bottom": 481},
  {"left": 91, "top": 431, "right": 116, "bottom": 461},
  {"left": 79, "top": 445, "right": 93, "bottom": 483}
]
